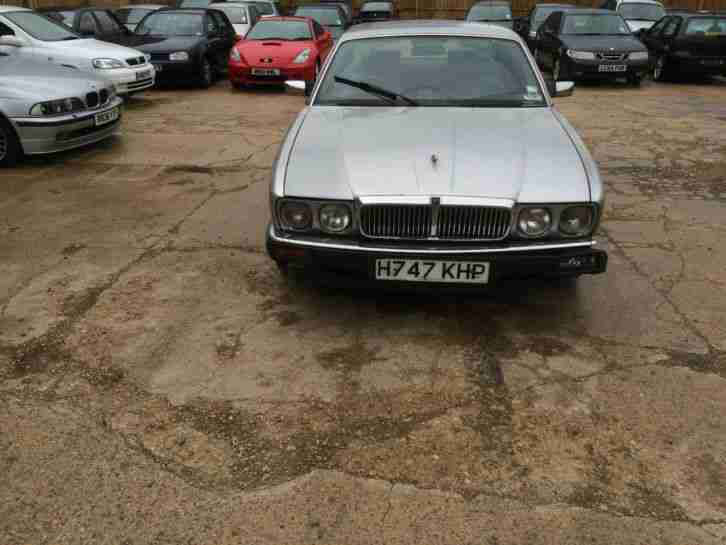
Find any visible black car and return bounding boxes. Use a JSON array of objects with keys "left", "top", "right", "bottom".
[
  {"left": 293, "top": 4, "right": 348, "bottom": 41},
  {"left": 638, "top": 11, "right": 726, "bottom": 80},
  {"left": 356, "top": 1, "right": 397, "bottom": 23},
  {"left": 465, "top": 1, "right": 514, "bottom": 29},
  {"left": 40, "top": 8, "right": 133, "bottom": 45},
  {"left": 515, "top": 3, "right": 574, "bottom": 50},
  {"left": 536, "top": 8, "right": 650, "bottom": 85},
  {"left": 134, "top": 8, "right": 237, "bottom": 88}
]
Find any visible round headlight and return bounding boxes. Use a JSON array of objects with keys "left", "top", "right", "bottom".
[
  {"left": 319, "top": 204, "right": 351, "bottom": 233},
  {"left": 518, "top": 207, "right": 552, "bottom": 237},
  {"left": 559, "top": 206, "right": 593, "bottom": 236},
  {"left": 279, "top": 201, "right": 312, "bottom": 230}
]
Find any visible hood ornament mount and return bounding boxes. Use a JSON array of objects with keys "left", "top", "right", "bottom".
[{"left": 431, "top": 153, "right": 439, "bottom": 167}]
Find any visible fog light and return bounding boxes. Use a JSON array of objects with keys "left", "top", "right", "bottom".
[
  {"left": 279, "top": 201, "right": 312, "bottom": 230},
  {"left": 518, "top": 207, "right": 551, "bottom": 237},
  {"left": 319, "top": 203, "right": 351, "bottom": 233},
  {"left": 559, "top": 206, "right": 593, "bottom": 236}
]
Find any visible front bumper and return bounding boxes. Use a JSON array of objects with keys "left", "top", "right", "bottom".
[
  {"left": 104, "top": 65, "right": 156, "bottom": 94},
  {"left": 229, "top": 61, "right": 316, "bottom": 85},
  {"left": 266, "top": 225, "right": 608, "bottom": 284},
  {"left": 563, "top": 57, "right": 649, "bottom": 80},
  {"left": 11, "top": 97, "right": 123, "bottom": 155},
  {"left": 149, "top": 59, "right": 200, "bottom": 81}
]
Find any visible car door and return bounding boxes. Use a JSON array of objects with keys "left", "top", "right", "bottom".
[
  {"left": 248, "top": 5, "right": 260, "bottom": 29},
  {"left": 639, "top": 16, "right": 668, "bottom": 52},
  {"left": 658, "top": 16, "right": 682, "bottom": 60},
  {"left": 537, "top": 12, "right": 562, "bottom": 68}
]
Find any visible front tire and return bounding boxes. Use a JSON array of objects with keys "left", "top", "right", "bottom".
[
  {"left": 199, "top": 57, "right": 213, "bottom": 89},
  {"left": 653, "top": 55, "right": 668, "bottom": 81},
  {"left": 0, "top": 117, "right": 20, "bottom": 168}
]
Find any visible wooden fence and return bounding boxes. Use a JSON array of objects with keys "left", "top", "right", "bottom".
[{"left": 2, "top": 0, "right": 725, "bottom": 19}]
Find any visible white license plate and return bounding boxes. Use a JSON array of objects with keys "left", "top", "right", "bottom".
[
  {"left": 152, "top": 64, "right": 163, "bottom": 72},
  {"left": 95, "top": 107, "right": 119, "bottom": 127},
  {"left": 598, "top": 64, "right": 627, "bottom": 72},
  {"left": 375, "top": 259, "right": 490, "bottom": 284},
  {"left": 251, "top": 68, "right": 280, "bottom": 76},
  {"left": 136, "top": 69, "right": 152, "bottom": 80}
]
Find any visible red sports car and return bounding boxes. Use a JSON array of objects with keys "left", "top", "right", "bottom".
[{"left": 229, "top": 16, "right": 334, "bottom": 92}]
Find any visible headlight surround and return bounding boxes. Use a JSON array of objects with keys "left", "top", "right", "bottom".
[
  {"left": 629, "top": 51, "right": 649, "bottom": 61},
  {"left": 518, "top": 207, "right": 552, "bottom": 238},
  {"left": 230, "top": 47, "right": 242, "bottom": 62},
  {"left": 29, "top": 97, "right": 85, "bottom": 116},
  {"left": 319, "top": 203, "right": 351, "bottom": 234},
  {"left": 558, "top": 205, "right": 595, "bottom": 237},
  {"left": 169, "top": 51, "right": 190, "bottom": 61},
  {"left": 279, "top": 200, "right": 313, "bottom": 231},
  {"left": 566, "top": 49, "right": 596, "bottom": 61},
  {"left": 93, "top": 58, "right": 124, "bottom": 69},
  {"left": 292, "top": 48, "right": 311, "bottom": 64}
]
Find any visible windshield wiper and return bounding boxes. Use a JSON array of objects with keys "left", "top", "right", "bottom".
[{"left": 334, "top": 76, "right": 418, "bottom": 106}]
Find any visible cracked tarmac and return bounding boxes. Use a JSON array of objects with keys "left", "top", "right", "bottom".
[{"left": 1, "top": 79, "right": 726, "bottom": 544}]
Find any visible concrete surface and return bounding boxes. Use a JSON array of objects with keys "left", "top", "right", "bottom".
[{"left": 1, "top": 78, "right": 726, "bottom": 544}]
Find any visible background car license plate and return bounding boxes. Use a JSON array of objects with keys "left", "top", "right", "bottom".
[
  {"left": 95, "top": 107, "right": 119, "bottom": 127},
  {"left": 598, "top": 64, "right": 627, "bottom": 72},
  {"left": 375, "top": 259, "right": 489, "bottom": 284},
  {"left": 136, "top": 69, "right": 152, "bottom": 80},
  {"left": 252, "top": 68, "right": 281, "bottom": 76}
]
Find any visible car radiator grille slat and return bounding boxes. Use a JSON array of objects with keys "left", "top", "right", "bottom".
[{"left": 360, "top": 204, "right": 510, "bottom": 241}]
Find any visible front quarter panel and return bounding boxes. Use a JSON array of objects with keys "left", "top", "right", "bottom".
[{"left": 271, "top": 107, "right": 310, "bottom": 201}]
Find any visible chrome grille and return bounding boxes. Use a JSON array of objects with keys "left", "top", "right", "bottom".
[
  {"left": 437, "top": 206, "right": 511, "bottom": 240},
  {"left": 359, "top": 204, "right": 511, "bottom": 241},
  {"left": 597, "top": 52, "right": 626, "bottom": 61}
]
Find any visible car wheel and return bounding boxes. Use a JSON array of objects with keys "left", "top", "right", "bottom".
[
  {"left": 199, "top": 57, "right": 213, "bottom": 89},
  {"left": 653, "top": 55, "right": 667, "bottom": 81},
  {"left": 0, "top": 117, "right": 20, "bottom": 168},
  {"left": 553, "top": 56, "right": 561, "bottom": 81},
  {"left": 305, "top": 61, "right": 320, "bottom": 95}
]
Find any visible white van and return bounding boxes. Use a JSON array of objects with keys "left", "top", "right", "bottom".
[
  {"left": 0, "top": 6, "right": 155, "bottom": 95},
  {"left": 601, "top": 0, "right": 666, "bottom": 32}
]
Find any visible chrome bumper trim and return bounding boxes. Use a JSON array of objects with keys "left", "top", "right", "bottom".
[{"left": 268, "top": 225, "right": 597, "bottom": 255}]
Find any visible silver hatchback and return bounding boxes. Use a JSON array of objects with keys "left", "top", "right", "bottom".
[
  {"left": 0, "top": 54, "right": 122, "bottom": 167},
  {"left": 267, "top": 21, "right": 607, "bottom": 286}
]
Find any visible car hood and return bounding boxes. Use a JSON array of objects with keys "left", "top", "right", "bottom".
[
  {"left": 49, "top": 37, "right": 147, "bottom": 59},
  {"left": 0, "top": 54, "right": 111, "bottom": 101},
  {"left": 561, "top": 34, "right": 647, "bottom": 52},
  {"left": 625, "top": 19, "right": 656, "bottom": 32},
  {"left": 131, "top": 35, "right": 202, "bottom": 53},
  {"left": 285, "top": 107, "right": 590, "bottom": 203},
  {"left": 238, "top": 40, "right": 314, "bottom": 64}
]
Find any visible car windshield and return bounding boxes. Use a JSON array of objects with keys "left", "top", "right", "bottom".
[
  {"left": 562, "top": 14, "right": 631, "bottom": 35},
  {"left": 3, "top": 11, "right": 79, "bottom": 41},
  {"left": 253, "top": 2, "right": 274, "bottom": 15},
  {"left": 315, "top": 36, "right": 545, "bottom": 107},
  {"left": 178, "top": 0, "right": 212, "bottom": 7},
  {"left": 532, "top": 5, "right": 569, "bottom": 28},
  {"left": 684, "top": 16, "right": 726, "bottom": 35},
  {"left": 216, "top": 5, "right": 248, "bottom": 24},
  {"left": 136, "top": 12, "right": 204, "bottom": 35},
  {"left": 467, "top": 4, "right": 512, "bottom": 21},
  {"left": 618, "top": 3, "right": 665, "bottom": 21},
  {"left": 246, "top": 20, "right": 311, "bottom": 39},
  {"left": 294, "top": 7, "right": 343, "bottom": 25},
  {"left": 116, "top": 8, "right": 154, "bottom": 24},
  {"left": 360, "top": 2, "right": 392, "bottom": 12}
]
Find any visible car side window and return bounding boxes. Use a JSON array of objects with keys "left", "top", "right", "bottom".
[
  {"left": 0, "top": 21, "right": 14, "bottom": 35},
  {"left": 206, "top": 13, "right": 220, "bottom": 35},
  {"left": 78, "top": 12, "right": 98, "bottom": 35},
  {"left": 248, "top": 6, "right": 259, "bottom": 24},
  {"left": 94, "top": 10, "right": 122, "bottom": 33},
  {"left": 662, "top": 17, "right": 680, "bottom": 38}
]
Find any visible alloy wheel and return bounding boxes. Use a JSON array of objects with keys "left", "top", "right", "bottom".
[{"left": 653, "top": 56, "right": 664, "bottom": 81}]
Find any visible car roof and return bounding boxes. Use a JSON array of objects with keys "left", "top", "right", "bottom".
[
  {"left": 257, "top": 15, "right": 311, "bottom": 21},
  {"left": 0, "top": 6, "right": 31, "bottom": 13},
  {"left": 471, "top": 1, "right": 512, "bottom": 5},
  {"left": 118, "top": 4, "right": 166, "bottom": 8},
  {"left": 342, "top": 20, "right": 521, "bottom": 41},
  {"left": 563, "top": 8, "right": 619, "bottom": 15},
  {"left": 617, "top": 0, "right": 663, "bottom": 4},
  {"left": 533, "top": 3, "right": 575, "bottom": 8},
  {"left": 295, "top": 3, "right": 344, "bottom": 8}
]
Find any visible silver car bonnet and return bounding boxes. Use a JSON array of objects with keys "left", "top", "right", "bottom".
[{"left": 284, "top": 106, "right": 591, "bottom": 203}]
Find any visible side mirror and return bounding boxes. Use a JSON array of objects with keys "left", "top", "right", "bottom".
[
  {"left": 0, "top": 35, "right": 24, "bottom": 47},
  {"left": 554, "top": 81, "right": 575, "bottom": 97}
]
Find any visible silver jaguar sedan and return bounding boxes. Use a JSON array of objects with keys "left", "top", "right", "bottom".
[
  {"left": 0, "top": 53, "right": 122, "bottom": 167},
  {"left": 267, "top": 21, "right": 607, "bottom": 286}
]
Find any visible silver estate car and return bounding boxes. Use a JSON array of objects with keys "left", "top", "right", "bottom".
[
  {"left": 267, "top": 21, "right": 607, "bottom": 286},
  {"left": 0, "top": 54, "right": 122, "bottom": 167}
]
